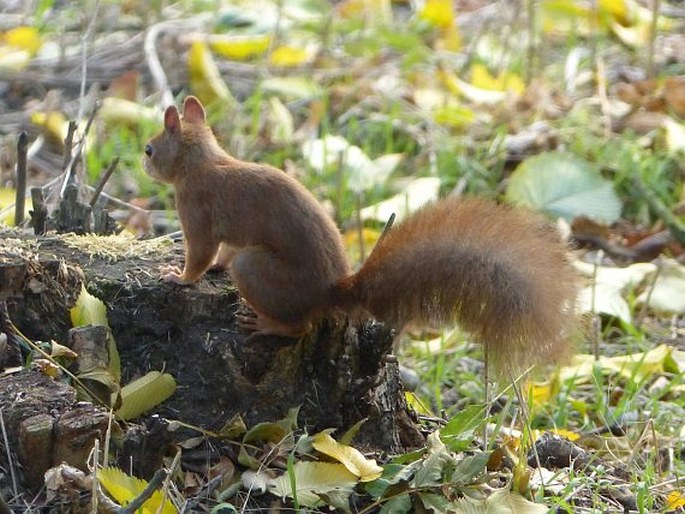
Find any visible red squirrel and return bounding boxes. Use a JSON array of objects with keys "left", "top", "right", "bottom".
[{"left": 143, "top": 96, "right": 578, "bottom": 371}]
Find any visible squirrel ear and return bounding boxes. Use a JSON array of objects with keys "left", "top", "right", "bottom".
[
  {"left": 163, "top": 106, "right": 181, "bottom": 134},
  {"left": 182, "top": 96, "right": 206, "bottom": 124}
]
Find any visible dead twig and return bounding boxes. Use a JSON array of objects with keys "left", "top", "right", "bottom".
[
  {"left": 145, "top": 16, "right": 210, "bottom": 108},
  {"left": 89, "top": 157, "right": 120, "bottom": 208},
  {"left": 118, "top": 469, "right": 166, "bottom": 514},
  {"left": 14, "top": 131, "right": 28, "bottom": 226},
  {"left": 0, "top": 408, "right": 18, "bottom": 499}
]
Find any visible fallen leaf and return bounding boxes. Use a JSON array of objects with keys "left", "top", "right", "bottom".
[{"left": 312, "top": 432, "right": 383, "bottom": 482}]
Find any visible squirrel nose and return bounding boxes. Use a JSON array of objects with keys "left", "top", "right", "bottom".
[{"left": 144, "top": 144, "right": 153, "bottom": 157}]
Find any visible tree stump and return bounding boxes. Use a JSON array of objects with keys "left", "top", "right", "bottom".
[{"left": 1, "top": 227, "right": 422, "bottom": 490}]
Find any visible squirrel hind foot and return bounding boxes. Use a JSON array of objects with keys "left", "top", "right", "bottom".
[{"left": 236, "top": 309, "right": 311, "bottom": 338}]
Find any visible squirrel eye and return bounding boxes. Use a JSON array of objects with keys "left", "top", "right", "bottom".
[{"left": 144, "top": 144, "right": 153, "bottom": 157}]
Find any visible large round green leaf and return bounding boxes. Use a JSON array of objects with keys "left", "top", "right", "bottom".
[{"left": 506, "top": 152, "right": 622, "bottom": 223}]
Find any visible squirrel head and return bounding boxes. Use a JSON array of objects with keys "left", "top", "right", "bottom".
[{"left": 143, "top": 96, "right": 214, "bottom": 183}]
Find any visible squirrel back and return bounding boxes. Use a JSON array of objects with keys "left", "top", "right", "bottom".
[{"left": 335, "top": 197, "right": 578, "bottom": 371}]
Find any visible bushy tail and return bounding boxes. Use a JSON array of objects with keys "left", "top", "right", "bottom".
[{"left": 334, "top": 197, "right": 579, "bottom": 373}]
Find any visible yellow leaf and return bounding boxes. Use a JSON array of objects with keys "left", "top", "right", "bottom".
[
  {"left": 343, "top": 227, "right": 381, "bottom": 265},
  {"left": 600, "top": 0, "right": 627, "bottom": 21},
  {"left": 31, "top": 111, "right": 70, "bottom": 142},
  {"left": 70, "top": 285, "right": 109, "bottom": 328},
  {"left": 188, "top": 41, "right": 235, "bottom": 107},
  {"left": 471, "top": 63, "right": 525, "bottom": 94},
  {"left": 4, "top": 26, "right": 42, "bottom": 54},
  {"left": 0, "top": 187, "right": 30, "bottom": 226},
  {"left": 435, "top": 25, "right": 460, "bottom": 52},
  {"left": 667, "top": 490, "right": 685, "bottom": 510},
  {"left": 405, "top": 391, "right": 432, "bottom": 416},
  {"left": 97, "top": 467, "right": 176, "bottom": 514},
  {"left": 269, "top": 45, "right": 312, "bottom": 67},
  {"left": 419, "top": 0, "right": 454, "bottom": 29},
  {"left": 115, "top": 371, "right": 177, "bottom": 421},
  {"left": 549, "top": 428, "right": 581, "bottom": 441},
  {"left": 209, "top": 34, "right": 271, "bottom": 60},
  {"left": 312, "top": 432, "right": 382, "bottom": 482},
  {"left": 270, "top": 461, "right": 357, "bottom": 507}
]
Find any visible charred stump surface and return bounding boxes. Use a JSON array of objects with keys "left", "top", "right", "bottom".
[{"left": 1, "top": 228, "right": 422, "bottom": 491}]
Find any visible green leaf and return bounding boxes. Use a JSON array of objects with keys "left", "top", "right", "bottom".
[
  {"left": 411, "top": 432, "right": 456, "bottom": 488},
  {"left": 419, "top": 492, "right": 456, "bottom": 513},
  {"left": 114, "top": 371, "right": 177, "bottom": 421},
  {"left": 441, "top": 404, "right": 488, "bottom": 452},
  {"left": 379, "top": 493, "right": 413, "bottom": 513},
  {"left": 505, "top": 152, "right": 622, "bottom": 223},
  {"left": 450, "top": 452, "right": 491, "bottom": 484},
  {"left": 364, "top": 464, "right": 407, "bottom": 499},
  {"left": 76, "top": 368, "right": 120, "bottom": 407},
  {"left": 70, "top": 285, "right": 108, "bottom": 327}
]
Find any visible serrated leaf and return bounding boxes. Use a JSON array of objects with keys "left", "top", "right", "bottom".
[
  {"left": 269, "top": 461, "right": 357, "bottom": 507},
  {"left": 114, "top": 371, "right": 176, "bottom": 420},
  {"left": 243, "top": 406, "right": 298, "bottom": 445},
  {"left": 419, "top": 492, "right": 455, "bottom": 513},
  {"left": 452, "top": 488, "right": 548, "bottom": 513},
  {"left": 363, "top": 464, "right": 407, "bottom": 499},
  {"left": 380, "top": 492, "right": 412, "bottom": 513},
  {"left": 312, "top": 432, "right": 383, "bottom": 482},
  {"left": 70, "top": 285, "right": 109, "bottom": 327},
  {"left": 97, "top": 467, "right": 176, "bottom": 514},
  {"left": 411, "top": 432, "right": 456, "bottom": 488},
  {"left": 506, "top": 152, "right": 622, "bottom": 223},
  {"left": 77, "top": 367, "right": 119, "bottom": 407}
]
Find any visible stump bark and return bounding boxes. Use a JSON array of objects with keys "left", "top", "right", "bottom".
[{"left": 1, "top": 227, "right": 422, "bottom": 491}]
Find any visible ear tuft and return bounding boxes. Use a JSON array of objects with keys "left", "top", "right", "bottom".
[
  {"left": 182, "top": 96, "right": 206, "bottom": 124},
  {"left": 164, "top": 106, "right": 181, "bottom": 133}
]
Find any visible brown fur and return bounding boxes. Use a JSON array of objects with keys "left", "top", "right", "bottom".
[{"left": 144, "top": 96, "right": 579, "bottom": 371}]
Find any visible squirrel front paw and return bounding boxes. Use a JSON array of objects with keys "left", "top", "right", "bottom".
[{"left": 160, "top": 265, "right": 190, "bottom": 284}]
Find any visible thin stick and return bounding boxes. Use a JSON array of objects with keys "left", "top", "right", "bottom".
[
  {"left": 59, "top": 101, "right": 101, "bottom": 198},
  {"left": 635, "top": 259, "right": 662, "bottom": 329},
  {"left": 144, "top": 16, "right": 211, "bottom": 108},
  {"left": 90, "top": 157, "right": 119, "bottom": 207},
  {"left": 157, "top": 449, "right": 181, "bottom": 514},
  {"left": 0, "top": 409, "right": 17, "bottom": 498},
  {"left": 13, "top": 131, "right": 28, "bottom": 226},
  {"left": 119, "top": 469, "right": 166, "bottom": 514},
  {"left": 364, "top": 213, "right": 396, "bottom": 261},
  {"left": 647, "top": 0, "right": 660, "bottom": 79},
  {"left": 525, "top": 0, "right": 537, "bottom": 85},
  {"left": 355, "top": 193, "right": 366, "bottom": 262},
  {"left": 78, "top": 0, "right": 101, "bottom": 120}
]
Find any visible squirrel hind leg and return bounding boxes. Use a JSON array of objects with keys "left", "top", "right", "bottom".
[{"left": 230, "top": 246, "right": 325, "bottom": 337}]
